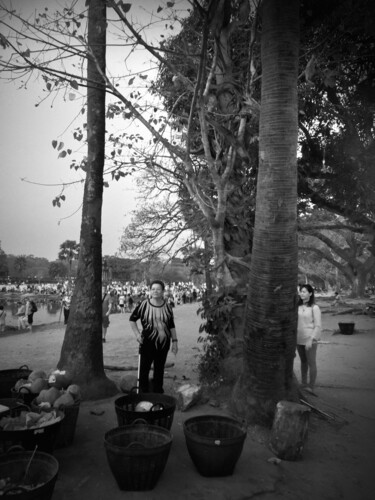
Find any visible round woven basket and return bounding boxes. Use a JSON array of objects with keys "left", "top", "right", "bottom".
[
  {"left": 338, "top": 322, "right": 355, "bottom": 335},
  {"left": 183, "top": 414, "right": 247, "bottom": 477},
  {"left": 104, "top": 422, "right": 173, "bottom": 491},
  {"left": 114, "top": 393, "right": 176, "bottom": 430}
]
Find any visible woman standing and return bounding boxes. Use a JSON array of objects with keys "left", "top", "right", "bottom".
[
  {"left": 62, "top": 291, "right": 72, "bottom": 325},
  {"left": 297, "top": 284, "right": 322, "bottom": 394},
  {"left": 129, "top": 280, "right": 178, "bottom": 393}
]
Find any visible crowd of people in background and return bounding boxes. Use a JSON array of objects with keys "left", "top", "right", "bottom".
[
  {"left": 102, "top": 281, "right": 206, "bottom": 313},
  {"left": 0, "top": 279, "right": 207, "bottom": 332}
]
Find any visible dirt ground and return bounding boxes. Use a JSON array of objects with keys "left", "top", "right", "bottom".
[{"left": 1, "top": 299, "right": 375, "bottom": 499}]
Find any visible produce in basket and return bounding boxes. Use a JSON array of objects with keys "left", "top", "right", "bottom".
[
  {"left": 48, "top": 370, "right": 73, "bottom": 389},
  {"left": 28, "top": 370, "right": 47, "bottom": 382},
  {"left": 0, "top": 477, "right": 45, "bottom": 495},
  {"left": 53, "top": 392, "right": 75, "bottom": 409},
  {"left": 0, "top": 410, "right": 61, "bottom": 431},
  {"left": 35, "top": 387, "right": 62, "bottom": 407},
  {"left": 12, "top": 370, "right": 48, "bottom": 395},
  {"left": 66, "top": 384, "right": 81, "bottom": 401},
  {"left": 135, "top": 401, "right": 154, "bottom": 412}
]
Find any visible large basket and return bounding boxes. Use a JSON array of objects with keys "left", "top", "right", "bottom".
[
  {"left": 0, "top": 411, "right": 64, "bottom": 454},
  {"left": 30, "top": 399, "right": 80, "bottom": 448},
  {"left": 104, "top": 422, "right": 172, "bottom": 491},
  {"left": 114, "top": 393, "right": 176, "bottom": 430},
  {"left": 0, "top": 366, "right": 32, "bottom": 399},
  {"left": 0, "top": 450, "right": 59, "bottom": 500},
  {"left": 183, "top": 415, "right": 247, "bottom": 477}
]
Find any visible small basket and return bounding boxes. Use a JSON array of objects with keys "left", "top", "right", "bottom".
[
  {"left": 114, "top": 393, "right": 176, "bottom": 430},
  {"left": 0, "top": 366, "right": 32, "bottom": 399},
  {"left": 104, "top": 421, "right": 173, "bottom": 491},
  {"left": 183, "top": 414, "right": 247, "bottom": 477},
  {"left": 0, "top": 449, "right": 59, "bottom": 500},
  {"left": 30, "top": 399, "right": 80, "bottom": 448},
  {"left": 338, "top": 322, "right": 355, "bottom": 335}
]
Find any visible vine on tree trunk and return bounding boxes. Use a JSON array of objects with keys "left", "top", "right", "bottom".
[{"left": 197, "top": 291, "right": 244, "bottom": 386}]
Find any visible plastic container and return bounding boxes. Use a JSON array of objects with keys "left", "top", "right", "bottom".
[
  {"left": 114, "top": 393, "right": 176, "bottom": 430},
  {"left": 0, "top": 411, "right": 64, "bottom": 454},
  {"left": 0, "top": 449, "right": 59, "bottom": 500},
  {"left": 104, "top": 422, "right": 173, "bottom": 491},
  {"left": 0, "top": 366, "right": 32, "bottom": 399},
  {"left": 183, "top": 414, "right": 247, "bottom": 477},
  {"left": 30, "top": 399, "right": 80, "bottom": 448},
  {"left": 338, "top": 322, "right": 355, "bottom": 335}
]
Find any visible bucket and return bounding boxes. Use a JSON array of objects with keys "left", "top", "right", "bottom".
[
  {"left": 104, "top": 421, "right": 172, "bottom": 491},
  {"left": 114, "top": 393, "right": 176, "bottom": 430},
  {"left": 338, "top": 322, "right": 355, "bottom": 335},
  {"left": 0, "top": 367, "right": 32, "bottom": 399},
  {"left": 183, "top": 415, "right": 247, "bottom": 477},
  {"left": 0, "top": 411, "right": 64, "bottom": 454},
  {"left": 30, "top": 399, "right": 80, "bottom": 448},
  {"left": 0, "top": 450, "right": 59, "bottom": 500}
]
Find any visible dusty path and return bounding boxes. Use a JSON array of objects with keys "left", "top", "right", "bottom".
[{"left": 1, "top": 302, "right": 375, "bottom": 499}]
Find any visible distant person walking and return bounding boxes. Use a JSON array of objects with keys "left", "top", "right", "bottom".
[
  {"left": 118, "top": 292, "right": 126, "bottom": 314},
  {"left": 62, "top": 291, "right": 72, "bottom": 325},
  {"left": 296, "top": 284, "right": 322, "bottom": 394},
  {"left": 0, "top": 305, "right": 6, "bottom": 332},
  {"left": 129, "top": 280, "right": 178, "bottom": 393},
  {"left": 16, "top": 301, "right": 26, "bottom": 330},
  {"left": 25, "top": 299, "right": 37, "bottom": 333}
]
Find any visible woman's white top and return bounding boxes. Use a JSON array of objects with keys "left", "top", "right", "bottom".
[{"left": 297, "top": 304, "right": 322, "bottom": 345}]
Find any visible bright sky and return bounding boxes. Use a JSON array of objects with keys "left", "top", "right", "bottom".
[{"left": 0, "top": 0, "right": 186, "bottom": 261}]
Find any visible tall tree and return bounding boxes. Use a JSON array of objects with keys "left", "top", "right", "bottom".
[
  {"left": 58, "top": 240, "right": 79, "bottom": 278},
  {"left": 14, "top": 255, "right": 27, "bottom": 278},
  {"left": 234, "top": 0, "right": 300, "bottom": 423},
  {"left": 0, "top": 245, "right": 8, "bottom": 278},
  {"left": 57, "top": 0, "right": 116, "bottom": 398},
  {"left": 48, "top": 261, "right": 68, "bottom": 280}
]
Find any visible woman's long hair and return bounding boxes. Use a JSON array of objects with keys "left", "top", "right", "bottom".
[{"left": 298, "top": 283, "right": 315, "bottom": 307}]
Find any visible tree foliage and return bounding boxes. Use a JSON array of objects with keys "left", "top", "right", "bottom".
[
  {"left": 48, "top": 260, "right": 68, "bottom": 279},
  {"left": 58, "top": 239, "right": 80, "bottom": 276}
]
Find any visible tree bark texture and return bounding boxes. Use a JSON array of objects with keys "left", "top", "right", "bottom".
[
  {"left": 235, "top": 0, "right": 300, "bottom": 423},
  {"left": 58, "top": 0, "right": 116, "bottom": 399},
  {"left": 269, "top": 400, "right": 311, "bottom": 460}
]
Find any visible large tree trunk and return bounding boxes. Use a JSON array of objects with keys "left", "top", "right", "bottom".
[
  {"left": 233, "top": 0, "right": 300, "bottom": 424},
  {"left": 57, "top": 0, "right": 117, "bottom": 399}
]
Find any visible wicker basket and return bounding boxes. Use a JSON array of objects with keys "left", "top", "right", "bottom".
[
  {"left": 0, "top": 450, "right": 59, "bottom": 500},
  {"left": 104, "top": 422, "right": 173, "bottom": 491},
  {"left": 183, "top": 414, "right": 247, "bottom": 477},
  {"left": 114, "top": 393, "right": 176, "bottom": 430},
  {"left": 30, "top": 399, "right": 80, "bottom": 448},
  {"left": 338, "top": 322, "right": 355, "bottom": 335},
  {"left": 0, "top": 366, "right": 32, "bottom": 399}
]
